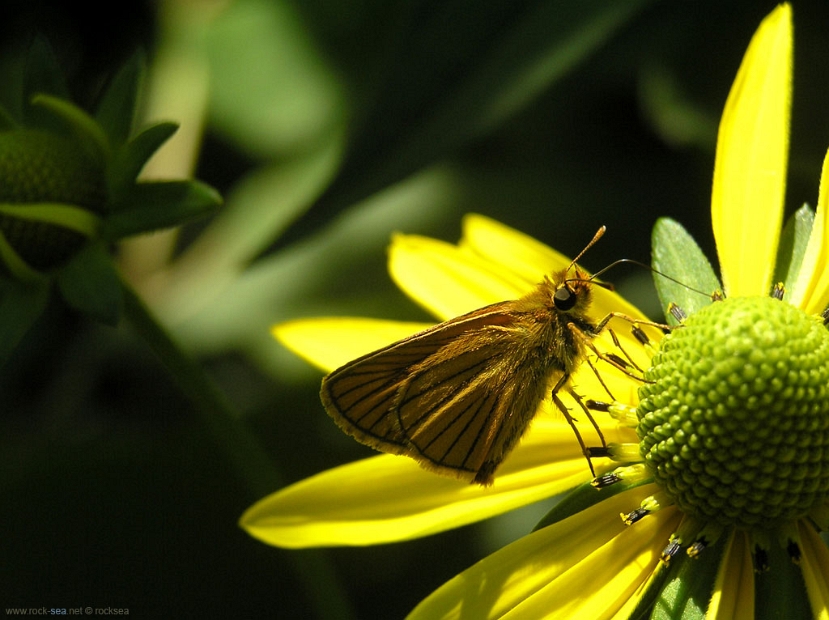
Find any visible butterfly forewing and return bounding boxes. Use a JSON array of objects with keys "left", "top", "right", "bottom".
[{"left": 320, "top": 303, "right": 517, "bottom": 458}]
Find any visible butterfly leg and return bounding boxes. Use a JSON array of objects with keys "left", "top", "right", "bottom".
[
  {"left": 585, "top": 356, "right": 616, "bottom": 401},
  {"left": 594, "top": 312, "right": 670, "bottom": 334},
  {"left": 551, "top": 373, "right": 598, "bottom": 477},
  {"left": 576, "top": 314, "right": 667, "bottom": 383}
]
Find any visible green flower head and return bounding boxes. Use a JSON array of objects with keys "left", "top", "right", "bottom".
[{"left": 0, "top": 39, "right": 220, "bottom": 349}]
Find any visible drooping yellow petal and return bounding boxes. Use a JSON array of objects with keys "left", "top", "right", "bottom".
[
  {"left": 711, "top": 3, "right": 791, "bottom": 297},
  {"left": 407, "top": 485, "right": 679, "bottom": 620},
  {"left": 240, "top": 417, "right": 631, "bottom": 548},
  {"left": 459, "top": 213, "right": 572, "bottom": 287},
  {"left": 798, "top": 521, "right": 829, "bottom": 620},
  {"left": 707, "top": 530, "right": 754, "bottom": 620},
  {"left": 460, "top": 213, "right": 652, "bottom": 324},
  {"left": 790, "top": 148, "right": 829, "bottom": 314},
  {"left": 273, "top": 317, "right": 433, "bottom": 372},
  {"left": 389, "top": 233, "right": 527, "bottom": 319}
]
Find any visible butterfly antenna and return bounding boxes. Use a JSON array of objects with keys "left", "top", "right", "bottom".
[
  {"left": 567, "top": 225, "right": 607, "bottom": 272},
  {"left": 590, "top": 259, "right": 713, "bottom": 299}
]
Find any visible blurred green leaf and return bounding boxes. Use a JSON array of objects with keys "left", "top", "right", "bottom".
[
  {"left": 0, "top": 279, "right": 49, "bottom": 366},
  {"left": 638, "top": 64, "right": 718, "bottom": 150},
  {"left": 103, "top": 180, "right": 221, "bottom": 239},
  {"left": 0, "top": 105, "right": 17, "bottom": 130},
  {"left": 149, "top": 135, "right": 343, "bottom": 328},
  {"left": 652, "top": 218, "right": 721, "bottom": 324},
  {"left": 302, "top": 0, "right": 654, "bottom": 230},
  {"left": 95, "top": 51, "right": 145, "bottom": 147},
  {"left": 166, "top": 167, "right": 462, "bottom": 356},
  {"left": 205, "top": 0, "right": 345, "bottom": 158},
  {"left": 56, "top": 243, "right": 123, "bottom": 324}
]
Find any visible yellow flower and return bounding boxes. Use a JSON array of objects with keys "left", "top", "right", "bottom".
[
  {"left": 245, "top": 212, "right": 648, "bottom": 546},
  {"left": 243, "top": 4, "right": 829, "bottom": 617}
]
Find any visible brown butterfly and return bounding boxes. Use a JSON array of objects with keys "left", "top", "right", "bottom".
[{"left": 320, "top": 227, "right": 625, "bottom": 485}]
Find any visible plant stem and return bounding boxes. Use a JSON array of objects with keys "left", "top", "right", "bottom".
[
  {"left": 120, "top": 277, "right": 355, "bottom": 619},
  {"left": 121, "top": 277, "right": 280, "bottom": 497}
]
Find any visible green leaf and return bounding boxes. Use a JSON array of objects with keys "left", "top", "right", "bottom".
[
  {"left": 56, "top": 243, "right": 123, "bottom": 325},
  {"left": 651, "top": 218, "right": 721, "bottom": 324},
  {"left": 773, "top": 204, "right": 814, "bottom": 297},
  {"left": 0, "top": 279, "right": 50, "bottom": 366},
  {"left": 103, "top": 180, "right": 221, "bottom": 239},
  {"left": 648, "top": 537, "right": 727, "bottom": 620},
  {"left": 109, "top": 122, "right": 179, "bottom": 200},
  {"left": 95, "top": 51, "right": 145, "bottom": 147},
  {"left": 754, "top": 542, "right": 812, "bottom": 620}
]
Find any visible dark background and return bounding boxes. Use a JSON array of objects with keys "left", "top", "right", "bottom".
[{"left": 1, "top": 1, "right": 828, "bottom": 618}]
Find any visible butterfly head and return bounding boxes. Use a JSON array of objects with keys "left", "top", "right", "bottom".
[{"left": 545, "top": 266, "right": 595, "bottom": 315}]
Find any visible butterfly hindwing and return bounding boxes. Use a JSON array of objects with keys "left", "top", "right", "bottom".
[{"left": 394, "top": 324, "right": 548, "bottom": 484}]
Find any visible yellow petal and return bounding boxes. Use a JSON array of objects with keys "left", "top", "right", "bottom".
[
  {"left": 459, "top": 213, "right": 572, "bottom": 287},
  {"left": 273, "top": 317, "right": 432, "bottom": 372},
  {"left": 707, "top": 530, "right": 754, "bottom": 620},
  {"left": 460, "top": 213, "right": 652, "bottom": 324},
  {"left": 240, "top": 417, "right": 631, "bottom": 548},
  {"left": 798, "top": 521, "right": 829, "bottom": 620},
  {"left": 711, "top": 3, "right": 791, "bottom": 297},
  {"left": 790, "top": 148, "right": 829, "bottom": 314},
  {"left": 407, "top": 485, "right": 679, "bottom": 620},
  {"left": 389, "top": 233, "right": 527, "bottom": 319}
]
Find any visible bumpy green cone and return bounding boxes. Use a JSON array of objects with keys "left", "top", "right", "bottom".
[
  {"left": 0, "top": 129, "right": 105, "bottom": 271},
  {"left": 637, "top": 297, "right": 829, "bottom": 528}
]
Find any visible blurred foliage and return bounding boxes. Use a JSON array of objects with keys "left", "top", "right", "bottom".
[{"left": 1, "top": 0, "right": 828, "bottom": 618}]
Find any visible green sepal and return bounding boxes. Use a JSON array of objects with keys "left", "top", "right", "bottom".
[
  {"left": 651, "top": 218, "right": 721, "bottom": 325},
  {"left": 56, "top": 243, "right": 123, "bottom": 325},
  {"left": 103, "top": 180, "right": 221, "bottom": 240},
  {"left": 0, "top": 279, "right": 50, "bottom": 366},
  {"left": 0, "top": 203, "right": 101, "bottom": 238},
  {"left": 30, "top": 94, "right": 109, "bottom": 167},
  {"left": 533, "top": 478, "right": 651, "bottom": 532},
  {"left": 772, "top": 204, "right": 814, "bottom": 297},
  {"left": 623, "top": 560, "right": 674, "bottom": 620},
  {"left": 646, "top": 536, "right": 727, "bottom": 620},
  {"left": 754, "top": 541, "right": 812, "bottom": 620},
  {"left": 95, "top": 51, "right": 145, "bottom": 148},
  {"left": 108, "top": 122, "right": 179, "bottom": 200},
  {"left": 0, "top": 230, "right": 49, "bottom": 283}
]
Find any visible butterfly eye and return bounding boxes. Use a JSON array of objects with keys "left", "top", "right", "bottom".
[{"left": 554, "top": 286, "right": 576, "bottom": 311}]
